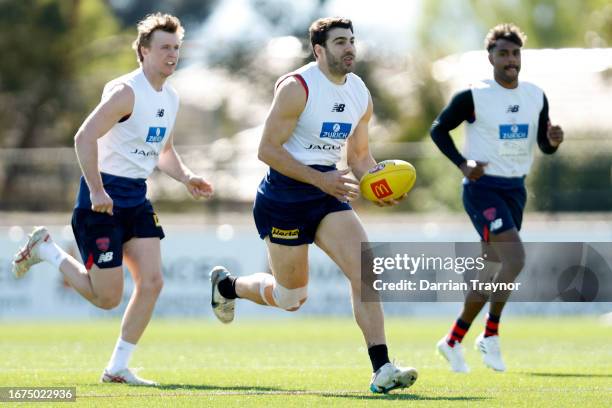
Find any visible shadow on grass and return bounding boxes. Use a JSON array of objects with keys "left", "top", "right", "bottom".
[
  {"left": 525, "top": 372, "right": 612, "bottom": 379},
  {"left": 324, "top": 393, "right": 489, "bottom": 402},
  {"left": 156, "top": 384, "right": 285, "bottom": 392},
  {"left": 150, "top": 385, "right": 489, "bottom": 401}
]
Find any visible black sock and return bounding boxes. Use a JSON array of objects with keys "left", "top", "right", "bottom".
[
  {"left": 218, "top": 276, "right": 238, "bottom": 299},
  {"left": 368, "top": 344, "right": 390, "bottom": 372},
  {"left": 484, "top": 312, "right": 500, "bottom": 337}
]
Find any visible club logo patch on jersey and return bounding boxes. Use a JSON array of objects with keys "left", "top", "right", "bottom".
[
  {"left": 320, "top": 122, "right": 351, "bottom": 139},
  {"left": 146, "top": 127, "right": 167, "bottom": 143},
  {"left": 483, "top": 207, "right": 497, "bottom": 221},
  {"left": 96, "top": 237, "right": 110, "bottom": 252},
  {"left": 499, "top": 124, "right": 528, "bottom": 140},
  {"left": 271, "top": 227, "right": 299, "bottom": 240}
]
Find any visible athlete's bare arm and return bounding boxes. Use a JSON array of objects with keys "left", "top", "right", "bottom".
[
  {"left": 158, "top": 132, "right": 213, "bottom": 199},
  {"left": 74, "top": 84, "right": 134, "bottom": 215},
  {"left": 347, "top": 93, "right": 403, "bottom": 206},
  {"left": 258, "top": 77, "right": 360, "bottom": 202},
  {"left": 346, "top": 93, "right": 376, "bottom": 180}
]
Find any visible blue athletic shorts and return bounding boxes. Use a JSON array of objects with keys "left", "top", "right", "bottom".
[
  {"left": 71, "top": 200, "right": 164, "bottom": 270},
  {"left": 254, "top": 166, "right": 351, "bottom": 246},
  {"left": 462, "top": 175, "right": 526, "bottom": 242}
]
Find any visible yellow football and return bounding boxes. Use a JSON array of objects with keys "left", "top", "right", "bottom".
[{"left": 359, "top": 160, "right": 416, "bottom": 202}]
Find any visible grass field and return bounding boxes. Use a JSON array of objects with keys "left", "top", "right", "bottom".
[{"left": 1, "top": 317, "right": 611, "bottom": 407}]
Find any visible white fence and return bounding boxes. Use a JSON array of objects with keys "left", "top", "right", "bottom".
[{"left": 1, "top": 214, "right": 611, "bottom": 320}]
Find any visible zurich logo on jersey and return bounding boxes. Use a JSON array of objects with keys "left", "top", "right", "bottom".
[
  {"left": 146, "top": 127, "right": 167, "bottom": 143},
  {"left": 499, "top": 124, "right": 528, "bottom": 140},
  {"left": 320, "top": 122, "right": 351, "bottom": 139}
]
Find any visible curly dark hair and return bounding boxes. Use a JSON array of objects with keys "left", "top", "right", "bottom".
[{"left": 484, "top": 23, "right": 527, "bottom": 52}]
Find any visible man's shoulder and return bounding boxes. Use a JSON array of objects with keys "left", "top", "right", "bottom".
[
  {"left": 103, "top": 69, "right": 140, "bottom": 94},
  {"left": 109, "top": 68, "right": 141, "bottom": 85},
  {"left": 470, "top": 79, "right": 494, "bottom": 91},
  {"left": 518, "top": 81, "right": 544, "bottom": 96},
  {"left": 164, "top": 82, "right": 180, "bottom": 101},
  {"left": 347, "top": 72, "right": 368, "bottom": 89},
  {"left": 519, "top": 80, "right": 542, "bottom": 89},
  {"left": 293, "top": 61, "right": 317, "bottom": 75},
  {"left": 276, "top": 62, "right": 317, "bottom": 83},
  {"left": 274, "top": 68, "right": 311, "bottom": 105}
]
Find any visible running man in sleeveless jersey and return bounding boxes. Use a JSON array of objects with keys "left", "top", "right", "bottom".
[
  {"left": 11, "top": 13, "right": 213, "bottom": 385},
  {"left": 209, "top": 17, "right": 417, "bottom": 394},
  {"left": 431, "top": 23, "right": 564, "bottom": 373}
]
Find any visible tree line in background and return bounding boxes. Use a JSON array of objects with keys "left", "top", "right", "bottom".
[{"left": 0, "top": 0, "right": 610, "bottom": 211}]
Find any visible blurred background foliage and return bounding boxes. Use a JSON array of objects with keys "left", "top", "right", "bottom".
[{"left": 0, "top": 0, "right": 610, "bottom": 212}]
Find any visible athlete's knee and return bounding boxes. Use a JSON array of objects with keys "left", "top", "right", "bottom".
[
  {"left": 97, "top": 292, "right": 122, "bottom": 310},
  {"left": 286, "top": 296, "right": 308, "bottom": 312},
  {"left": 501, "top": 254, "right": 525, "bottom": 275},
  {"left": 490, "top": 240, "right": 525, "bottom": 277},
  {"left": 473, "top": 260, "right": 502, "bottom": 297},
  {"left": 272, "top": 283, "right": 308, "bottom": 312},
  {"left": 136, "top": 273, "right": 164, "bottom": 296}
]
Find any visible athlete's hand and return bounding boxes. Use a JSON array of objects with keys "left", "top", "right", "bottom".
[
  {"left": 547, "top": 124, "right": 564, "bottom": 147},
  {"left": 184, "top": 174, "right": 214, "bottom": 199},
  {"left": 90, "top": 189, "right": 114, "bottom": 215},
  {"left": 460, "top": 159, "right": 488, "bottom": 181},
  {"left": 318, "top": 168, "right": 360, "bottom": 202},
  {"left": 374, "top": 192, "right": 408, "bottom": 207}
]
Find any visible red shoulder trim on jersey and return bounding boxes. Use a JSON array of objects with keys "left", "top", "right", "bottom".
[{"left": 275, "top": 74, "right": 308, "bottom": 102}]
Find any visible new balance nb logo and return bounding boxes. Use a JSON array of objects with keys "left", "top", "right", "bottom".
[
  {"left": 490, "top": 218, "right": 503, "bottom": 232},
  {"left": 506, "top": 105, "right": 519, "bottom": 113},
  {"left": 331, "top": 103, "right": 345, "bottom": 112},
  {"left": 156, "top": 109, "right": 165, "bottom": 117},
  {"left": 98, "top": 252, "right": 114, "bottom": 263}
]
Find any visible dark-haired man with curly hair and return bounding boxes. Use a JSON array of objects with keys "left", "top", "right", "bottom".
[
  {"left": 210, "top": 17, "right": 417, "bottom": 393},
  {"left": 431, "top": 23, "right": 564, "bottom": 373}
]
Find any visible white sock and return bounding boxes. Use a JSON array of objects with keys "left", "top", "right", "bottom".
[
  {"left": 38, "top": 241, "right": 68, "bottom": 269},
  {"left": 106, "top": 338, "right": 137, "bottom": 373}
]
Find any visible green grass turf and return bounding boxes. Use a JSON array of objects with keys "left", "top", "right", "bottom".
[{"left": 1, "top": 317, "right": 610, "bottom": 407}]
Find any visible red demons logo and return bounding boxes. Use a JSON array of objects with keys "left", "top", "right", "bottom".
[
  {"left": 96, "top": 237, "right": 110, "bottom": 252},
  {"left": 370, "top": 179, "right": 393, "bottom": 199},
  {"left": 483, "top": 207, "right": 497, "bottom": 221}
]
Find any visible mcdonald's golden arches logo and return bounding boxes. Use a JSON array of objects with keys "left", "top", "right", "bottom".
[{"left": 370, "top": 179, "right": 393, "bottom": 199}]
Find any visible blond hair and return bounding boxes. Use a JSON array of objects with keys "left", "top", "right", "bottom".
[{"left": 132, "top": 13, "right": 184, "bottom": 63}]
